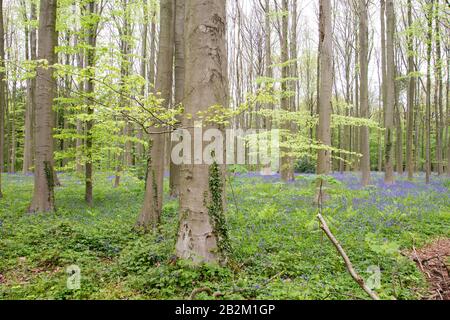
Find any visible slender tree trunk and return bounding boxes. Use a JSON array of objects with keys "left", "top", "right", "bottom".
[
  {"left": 137, "top": 0, "right": 174, "bottom": 229},
  {"left": 384, "top": 0, "right": 395, "bottom": 185},
  {"left": 264, "top": 0, "right": 273, "bottom": 119},
  {"left": 148, "top": 11, "right": 157, "bottom": 92},
  {"left": 425, "top": 0, "right": 434, "bottom": 184},
  {"left": 170, "top": 0, "right": 185, "bottom": 198},
  {"left": 359, "top": 0, "right": 370, "bottom": 186},
  {"left": 74, "top": 29, "right": 84, "bottom": 174},
  {"left": 28, "top": 0, "right": 58, "bottom": 213},
  {"left": 406, "top": 0, "right": 415, "bottom": 180},
  {"left": 434, "top": 0, "right": 443, "bottom": 175},
  {"left": 84, "top": 1, "right": 98, "bottom": 206},
  {"left": 261, "top": 0, "right": 273, "bottom": 175},
  {"left": 280, "top": 0, "right": 294, "bottom": 182},
  {"left": 22, "top": 1, "right": 34, "bottom": 174},
  {"left": 114, "top": 0, "right": 132, "bottom": 188},
  {"left": 316, "top": 0, "right": 333, "bottom": 201},
  {"left": 137, "top": 1, "right": 149, "bottom": 161},
  {"left": 395, "top": 77, "right": 403, "bottom": 175},
  {"left": 0, "top": 0, "right": 5, "bottom": 194},
  {"left": 377, "top": 58, "right": 384, "bottom": 172},
  {"left": 10, "top": 79, "right": 16, "bottom": 173},
  {"left": 176, "top": 0, "right": 230, "bottom": 264},
  {"left": 446, "top": 52, "right": 450, "bottom": 176}
]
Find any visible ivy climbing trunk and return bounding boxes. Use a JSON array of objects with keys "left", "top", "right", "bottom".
[
  {"left": 175, "top": 0, "right": 230, "bottom": 264},
  {"left": 28, "top": 0, "right": 58, "bottom": 213},
  {"left": 137, "top": 0, "right": 174, "bottom": 229}
]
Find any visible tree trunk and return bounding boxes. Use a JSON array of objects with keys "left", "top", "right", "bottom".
[
  {"left": 137, "top": 0, "right": 174, "bottom": 229},
  {"left": 316, "top": 0, "right": 333, "bottom": 201},
  {"left": 0, "top": 0, "right": 5, "bottom": 195},
  {"left": 10, "top": 80, "right": 16, "bottom": 173},
  {"left": 114, "top": 0, "right": 132, "bottom": 188},
  {"left": 84, "top": 0, "right": 98, "bottom": 206},
  {"left": 22, "top": 1, "right": 35, "bottom": 174},
  {"left": 406, "top": 0, "right": 415, "bottom": 180},
  {"left": 280, "top": 0, "right": 294, "bottom": 182},
  {"left": 170, "top": 0, "right": 185, "bottom": 198},
  {"left": 434, "top": 0, "right": 443, "bottom": 175},
  {"left": 28, "top": 0, "right": 58, "bottom": 213},
  {"left": 446, "top": 52, "right": 450, "bottom": 176},
  {"left": 359, "top": 0, "right": 370, "bottom": 186},
  {"left": 74, "top": 29, "right": 84, "bottom": 174},
  {"left": 384, "top": 0, "right": 395, "bottom": 185},
  {"left": 395, "top": 76, "right": 403, "bottom": 175},
  {"left": 137, "top": 1, "right": 150, "bottom": 161},
  {"left": 148, "top": 10, "right": 157, "bottom": 92},
  {"left": 425, "top": 0, "right": 434, "bottom": 184},
  {"left": 175, "top": 0, "right": 230, "bottom": 264}
]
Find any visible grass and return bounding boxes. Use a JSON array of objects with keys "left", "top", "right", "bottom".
[{"left": 0, "top": 171, "right": 449, "bottom": 300}]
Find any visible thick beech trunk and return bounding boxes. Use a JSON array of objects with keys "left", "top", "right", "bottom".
[{"left": 28, "top": 0, "right": 58, "bottom": 213}]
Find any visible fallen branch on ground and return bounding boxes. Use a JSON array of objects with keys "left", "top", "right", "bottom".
[
  {"left": 317, "top": 213, "right": 380, "bottom": 300},
  {"left": 316, "top": 179, "right": 381, "bottom": 301}
]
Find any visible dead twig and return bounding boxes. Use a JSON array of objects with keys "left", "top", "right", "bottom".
[{"left": 413, "top": 245, "right": 425, "bottom": 273}]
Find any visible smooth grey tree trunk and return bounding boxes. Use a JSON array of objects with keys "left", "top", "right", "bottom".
[
  {"left": 28, "top": 0, "right": 58, "bottom": 212},
  {"left": 316, "top": 0, "right": 333, "bottom": 201},
  {"left": 359, "top": 0, "right": 370, "bottom": 186},
  {"left": 384, "top": 0, "right": 395, "bottom": 185},
  {"left": 170, "top": 0, "right": 186, "bottom": 198},
  {"left": 406, "top": 0, "right": 415, "bottom": 180},
  {"left": 137, "top": 0, "right": 174, "bottom": 229},
  {"left": 0, "top": 0, "right": 5, "bottom": 195},
  {"left": 84, "top": 0, "right": 98, "bottom": 206},
  {"left": 280, "top": 0, "right": 294, "bottom": 182},
  {"left": 425, "top": 0, "right": 434, "bottom": 184},
  {"left": 176, "top": 0, "right": 230, "bottom": 264}
]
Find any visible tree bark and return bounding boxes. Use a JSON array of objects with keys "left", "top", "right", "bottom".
[
  {"left": 434, "top": 0, "right": 443, "bottom": 175},
  {"left": 170, "top": 0, "right": 185, "bottom": 198},
  {"left": 406, "top": 0, "right": 415, "bottom": 180},
  {"left": 22, "top": 1, "right": 35, "bottom": 174},
  {"left": 175, "top": 0, "right": 230, "bottom": 264},
  {"left": 425, "top": 0, "right": 434, "bottom": 184},
  {"left": 384, "top": 0, "right": 395, "bottom": 185},
  {"left": 0, "top": 0, "right": 5, "bottom": 194},
  {"left": 446, "top": 52, "right": 450, "bottom": 176},
  {"left": 137, "top": 0, "right": 174, "bottom": 229},
  {"left": 137, "top": 0, "right": 150, "bottom": 161},
  {"left": 28, "top": 0, "right": 58, "bottom": 213},
  {"left": 114, "top": 0, "right": 133, "bottom": 188},
  {"left": 280, "top": 0, "right": 294, "bottom": 182},
  {"left": 316, "top": 0, "right": 333, "bottom": 200},
  {"left": 359, "top": 0, "right": 370, "bottom": 186},
  {"left": 84, "top": 0, "right": 98, "bottom": 206}
]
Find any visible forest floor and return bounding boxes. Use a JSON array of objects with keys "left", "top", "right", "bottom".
[{"left": 0, "top": 171, "right": 449, "bottom": 300}]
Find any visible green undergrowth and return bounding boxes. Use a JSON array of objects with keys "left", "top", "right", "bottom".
[{"left": 0, "top": 172, "right": 448, "bottom": 300}]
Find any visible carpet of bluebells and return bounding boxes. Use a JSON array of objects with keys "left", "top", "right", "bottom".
[{"left": 0, "top": 171, "right": 448, "bottom": 300}]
